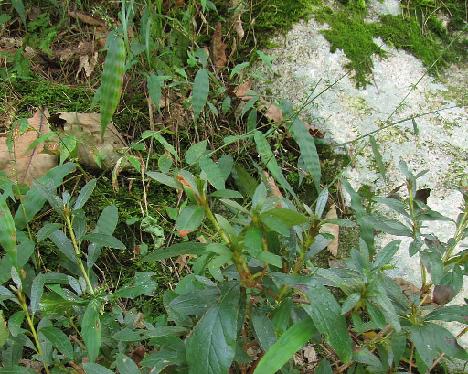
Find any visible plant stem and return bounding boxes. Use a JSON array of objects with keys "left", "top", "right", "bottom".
[
  {"left": 64, "top": 212, "right": 95, "bottom": 294},
  {"left": 17, "top": 290, "right": 50, "bottom": 374}
]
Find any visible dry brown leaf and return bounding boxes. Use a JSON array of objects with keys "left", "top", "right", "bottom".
[
  {"left": 264, "top": 102, "right": 283, "bottom": 123},
  {"left": 262, "top": 171, "right": 282, "bottom": 198},
  {"left": 0, "top": 110, "right": 57, "bottom": 185},
  {"left": 68, "top": 11, "right": 106, "bottom": 27},
  {"left": 234, "top": 14, "right": 245, "bottom": 39},
  {"left": 234, "top": 80, "right": 252, "bottom": 101},
  {"left": 303, "top": 345, "right": 317, "bottom": 363},
  {"left": 394, "top": 277, "right": 419, "bottom": 297},
  {"left": 59, "top": 112, "right": 126, "bottom": 169},
  {"left": 76, "top": 52, "right": 98, "bottom": 78},
  {"left": 212, "top": 23, "right": 227, "bottom": 69},
  {"left": 320, "top": 204, "right": 339, "bottom": 256},
  {"left": 432, "top": 284, "right": 455, "bottom": 305}
]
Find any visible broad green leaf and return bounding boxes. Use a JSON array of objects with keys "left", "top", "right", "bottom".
[
  {"left": 209, "top": 189, "right": 243, "bottom": 199},
  {"left": 185, "top": 140, "right": 208, "bottom": 165},
  {"left": 232, "top": 164, "right": 257, "bottom": 198},
  {"left": 37, "top": 223, "right": 62, "bottom": 242},
  {"left": 315, "top": 188, "right": 329, "bottom": 218},
  {"left": 186, "top": 282, "right": 240, "bottom": 374},
  {"left": 341, "top": 293, "right": 361, "bottom": 315},
  {"left": 373, "top": 240, "right": 400, "bottom": 269},
  {"left": 175, "top": 206, "right": 205, "bottom": 232},
  {"left": 199, "top": 157, "right": 225, "bottom": 190},
  {"left": 15, "top": 163, "right": 76, "bottom": 229},
  {"left": 192, "top": 68, "right": 209, "bottom": 118},
  {"left": 254, "top": 130, "right": 295, "bottom": 196},
  {"left": 315, "top": 359, "right": 333, "bottom": 374},
  {"left": 40, "top": 326, "right": 74, "bottom": 358},
  {"left": 12, "top": 0, "right": 26, "bottom": 26},
  {"left": 251, "top": 310, "right": 276, "bottom": 351},
  {"left": 74, "top": 179, "right": 97, "bottom": 210},
  {"left": 425, "top": 305, "right": 468, "bottom": 324},
  {"left": 100, "top": 32, "right": 126, "bottom": 138},
  {"left": 369, "top": 135, "right": 386, "bottom": 179},
  {"left": 230, "top": 62, "right": 249, "bottom": 79},
  {"left": 147, "top": 171, "right": 178, "bottom": 189},
  {"left": 254, "top": 318, "right": 316, "bottom": 374},
  {"left": 143, "top": 242, "right": 208, "bottom": 262},
  {"left": 147, "top": 73, "right": 164, "bottom": 110},
  {"left": 260, "top": 208, "right": 307, "bottom": 236},
  {"left": 302, "top": 283, "right": 353, "bottom": 363},
  {"left": 81, "top": 300, "right": 102, "bottom": 362},
  {"left": 408, "top": 323, "right": 468, "bottom": 367},
  {"left": 353, "top": 348, "right": 383, "bottom": 371},
  {"left": 363, "top": 215, "right": 413, "bottom": 237},
  {"left": 30, "top": 272, "right": 69, "bottom": 315},
  {"left": 115, "top": 354, "right": 140, "bottom": 374},
  {"left": 83, "top": 363, "right": 113, "bottom": 374},
  {"left": 59, "top": 134, "right": 77, "bottom": 165},
  {"left": 375, "top": 197, "right": 409, "bottom": 218},
  {"left": 0, "top": 311, "right": 8, "bottom": 348},
  {"left": 0, "top": 196, "right": 16, "bottom": 266},
  {"left": 291, "top": 118, "right": 321, "bottom": 192},
  {"left": 49, "top": 230, "right": 76, "bottom": 263},
  {"left": 145, "top": 326, "right": 188, "bottom": 338},
  {"left": 114, "top": 272, "right": 157, "bottom": 298},
  {"left": 83, "top": 233, "right": 125, "bottom": 250}
]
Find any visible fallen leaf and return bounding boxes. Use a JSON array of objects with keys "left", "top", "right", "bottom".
[
  {"left": 212, "top": 22, "right": 227, "bottom": 69},
  {"left": 320, "top": 205, "right": 339, "bottom": 256},
  {"left": 432, "top": 284, "right": 455, "bottom": 305},
  {"left": 68, "top": 11, "right": 106, "bottom": 27},
  {"left": 0, "top": 110, "right": 57, "bottom": 185},
  {"left": 130, "top": 345, "right": 146, "bottom": 365},
  {"left": 234, "top": 80, "right": 252, "bottom": 101},
  {"left": 76, "top": 52, "right": 98, "bottom": 78},
  {"left": 178, "top": 230, "right": 191, "bottom": 237},
  {"left": 264, "top": 102, "right": 283, "bottom": 123},
  {"left": 234, "top": 14, "right": 245, "bottom": 39},
  {"left": 303, "top": 345, "right": 316, "bottom": 363},
  {"left": 262, "top": 171, "right": 282, "bottom": 198},
  {"left": 394, "top": 277, "right": 419, "bottom": 298},
  {"left": 59, "top": 112, "right": 126, "bottom": 169}
]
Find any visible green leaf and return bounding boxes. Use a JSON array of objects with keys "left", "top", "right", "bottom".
[
  {"left": 315, "top": 188, "right": 329, "bottom": 218},
  {"left": 83, "top": 233, "right": 125, "bottom": 249},
  {"left": 260, "top": 208, "right": 307, "bottom": 236},
  {"left": 30, "top": 272, "right": 69, "bottom": 315},
  {"left": 363, "top": 215, "right": 413, "bottom": 237},
  {"left": 412, "top": 118, "right": 419, "bottom": 135},
  {"left": 0, "top": 196, "right": 16, "bottom": 266},
  {"left": 49, "top": 230, "right": 77, "bottom": 263},
  {"left": 254, "top": 318, "right": 316, "bottom": 374},
  {"left": 425, "top": 305, "right": 468, "bottom": 324},
  {"left": 375, "top": 197, "right": 409, "bottom": 218},
  {"left": 12, "top": 0, "right": 26, "bottom": 26},
  {"left": 302, "top": 284, "right": 353, "bottom": 363},
  {"left": 230, "top": 62, "right": 249, "bottom": 79},
  {"left": 59, "top": 134, "right": 77, "bottom": 165},
  {"left": 251, "top": 310, "right": 276, "bottom": 351},
  {"left": 186, "top": 140, "right": 208, "bottom": 165},
  {"left": 147, "top": 171, "right": 178, "bottom": 188},
  {"left": 175, "top": 206, "right": 205, "bottom": 232},
  {"left": 291, "top": 118, "right": 321, "bottom": 192},
  {"left": 114, "top": 272, "right": 157, "bottom": 298},
  {"left": 254, "top": 130, "right": 295, "bottom": 197},
  {"left": 81, "top": 300, "right": 102, "bottom": 363},
  {"left": 0, "top": 311, "right": 8, "bottom": 348},
  {"left": 186, "top": 282, "right": 240, "bottom": 374},
  {"left": 83, "top": 363, "right": 113, "bottom": 374},
  {"left": 408, "top": 323, "right": 468, "bottom": 367},
  {"left": 15, "top": 163, "right": 76, "bottom": 229},
  {"left": 143, "top": 242, "right": 207, "bottom": 262},
  {"left": 209, "top": 189, "right": 243, "bottom": 199},
  {"left": 147, "top": 73, "right": 164, "bottom": 110},
  {"left": 341, "top": 293, "right": 361, "bottom": 315},
  {"left": 74, "top": 179, "right": 97, "bottom": 210},
  {"left": 40, "top": 326, "right": 74, "bottom": 358},
  {"left": 37, "top": 223, "right": 62, "bottom": 242},
  {"left": 192, "top": 68, "right": 209, "bottom": 119},
  {"left": 315, "top": 359, "right": 333, "bottom": 374},
  {"left": 115, "top": 354, "right": 140, "bottom": 374},
  {"left": 369, "top": 135, "right": 386, "bottom": 179},
  {"left": 199, "top": 157, "right": 225, "bottom": 190},
  {"left": 100, "top": 32, "right": 126, "bottom": 138},
  {"left": 373, "top": 240, "right": 400, "bottom": 269}
]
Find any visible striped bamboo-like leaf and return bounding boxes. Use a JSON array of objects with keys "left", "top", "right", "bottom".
[
  {"left": 254, "top": 131, "right": 295, "bottom": 197},
  {"left": 100, "top": 33, "right": 126, "bottom": 139},
  {"left": 291, "top": 118, "right": 321, "bottom": 192},
  {"left": 192, "top": 68, "right": 209, "bottom": 119}
]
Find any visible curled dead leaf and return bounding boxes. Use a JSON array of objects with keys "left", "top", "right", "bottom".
[
  {"left": 59, "top": 112, "right": 126, "bottom": 169},
  {"left": 262, "top": 171, "right": 282, "bottom": 198},
  {"left": 0, "top": 110, "right": 57, "bottom": 185},
  {"left": 234, "top": 80, "right": 252, "bottom": 101},
  {"left": 264, "top": 102, "right": 283, "bottom": 123},
  {"left": 234, "top": 15, "right": 245, "bottom": 40},
  {"left": 212, "top": 22, "right": 227, "bottom": 69},
  {"left": 68, "top": 11, "right": 106, "bottom": 27},
  {"left": 320, "top": 205, "right": 339, "bottom": 256}
]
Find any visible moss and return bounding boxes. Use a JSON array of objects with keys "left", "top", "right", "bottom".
[{"left": 316, "top": 7, "right": 386, "bottom": 87}]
